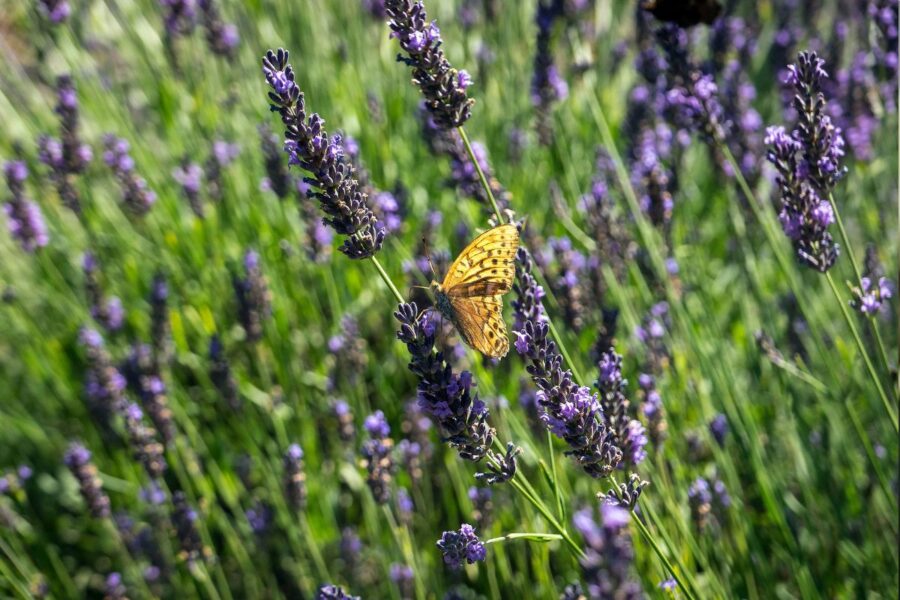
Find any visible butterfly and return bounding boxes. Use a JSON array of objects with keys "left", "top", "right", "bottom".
[
  {"left": 642, "top": 0, "right": 722, "bottom": 27},
  {"left": 430, "top": 223, "right": 520, "bottom": 358}
]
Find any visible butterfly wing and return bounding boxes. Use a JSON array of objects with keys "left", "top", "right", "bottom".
[
  {"left": 448, "top": 294, "right": 510, "bottom": 358},
  {"left": 442, "top": 224, "right": 519, "bottom": 297},
  {"left": 439, "top": 224, "right": 519, "bottom": 358}
]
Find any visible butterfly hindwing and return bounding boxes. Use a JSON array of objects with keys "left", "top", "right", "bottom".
[{"left": 448, "top": 294, "right": 509, "bottom": 358}]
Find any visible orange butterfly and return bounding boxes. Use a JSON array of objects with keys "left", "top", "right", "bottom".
[{"left": 430, "top": 224, "right": 520, "bottom": 358}]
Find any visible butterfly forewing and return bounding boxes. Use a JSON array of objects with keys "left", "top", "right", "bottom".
[
  {"left": 441, "top": 224, "right": 519, "bottom": 294},
  {"left": 439, "top": 224, "right": 519, "bottom": 358}
]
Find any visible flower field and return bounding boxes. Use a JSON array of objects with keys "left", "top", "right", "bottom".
[{"left": 0, "top": 1, "right": 897, "bottom": 598}]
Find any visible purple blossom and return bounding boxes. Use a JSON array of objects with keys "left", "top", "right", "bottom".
[
  {"left": 513, "top": 249, "right": 622, "bottom": 478},
  {"left": 173, "top": 160, "right": 204, "bottom": 217},
  {"left": 850, "top": 276, "right": 894, "bottom": 316},
  {"left": 766, "top": 52, "right": 845, "bottom": 272},
  {"left": 573, "top": 502, "right": 643, "bottom": 598},
  {"left": 38, "top": 0, "right": 71, "bottom": 23},
  {"left": 38, "top": 75, "right": 91, "bottom": 213},
  {"left": 233, "top": 250, "right": 271, "bottom": 342},
  {"left": 385, "top": 0, "right": 474, "bottom": 128},
  {"left": 262, "top": 49, "right": 385, "bottom": 259},
  {"left": 3, "top": 161, "right": 49, "bottom": 252},
  {"left": 362, "top": 410, "right": 394, "bottom": 504},
  {"left": 160, "top": 0, "right": 197, "bottom": 37},
  {"left": 64, "top": 442, "right": 111, "bottom": 518},
  {"left": 436, "top": 524, "right": 486, "bottom": 569},
  {"left": 639, "top": 374, "right": 667, "bottom": 449},
  {"left": 82, "top": 253, "right": 124, "bottom": 332},
  {"left": 316, "top": 584, "right": 360, "bottom": 600},
  {"left": 395, "top": 303, "right": 495, "bottom": 461},
  {"left": 418, "top": 106, "right": 510, "bottom": 213},
  {"left": 80, "top": 328, "right": 127, "bottom": 426},
  {"left": 709, "top": 413, "right": 728, "bottom": 446},
  {"left": 199, "top": 0, "right": 239, "bottom": 57},
  {"left": 209, "top": 335, "right": 240, "bottom": 410},
  {"left": 172, "top": 491, "right": 208, "bottom": 563},
  {"left": 595, "top": 350, "right": 646, "bottom": 467},
  {"left": 121, "top": 402, "right": 167, "bottom": 479},
  {"left": 103, "top": 135, "right": 156, "bottom": 217},
  {"left": 531, "top": 1, "right": 569, "bottom": 144}
]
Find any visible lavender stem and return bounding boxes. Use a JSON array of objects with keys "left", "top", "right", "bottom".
[
  {"left": 825, "top": 192, "right": 894, "bottom": 380},
  {"left": 632, "top": 500, "right": 699, "bottom": 600},
  {"left": 824, "top": 272, "right": 897, "bottom": 430},
  {"left": 456, "top": 126, "right": 505, "bottom": 224}
]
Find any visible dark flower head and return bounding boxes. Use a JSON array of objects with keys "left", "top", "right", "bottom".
[
  {"left": 316, "top": 584, "right": 360, "bottom": 600},
  {"left": 437, "top": 523, "right": 486, "bottom": 569},
  {"left": 513, "top": 249, "right": 622, "bottom": 477},
  {"left": 38, "top": 0, "right": 71, "bottom": 23},
  {"left": 385, "top": 0, "right": 475, "bottom": 128},
  {"left": 395, "top": 302, "right": 495, "bottom": 461},
  {"left": 262, "top": 49, "right": 386, "bottom": 259},
  {"left": 362, "top": 410, "right": 395, "bottom": 504}
]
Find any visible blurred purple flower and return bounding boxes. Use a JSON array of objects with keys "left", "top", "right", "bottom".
[
  {"left": 38, "top": 0, "right": 71, "bottom": 23},
  {"left": 64, "top": 442, "right": 111, "bottom": 518},
  {"left": 3, "top": 161, "right": 49, "bottom": 252},
  {"left": 573, "top": 502, "right": 643, "bottom": 598},
  {"left": 765, "top": 51, "right": 844, "bottom": 272},
  {"left": 103, "top": 135, "right": 156, "bottom": 217}
]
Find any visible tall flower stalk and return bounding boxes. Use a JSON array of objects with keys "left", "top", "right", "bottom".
[
  {"left": 262, "top": 48, "right": 386, "bottom": 260},
  {"left": 38, "top": 75, "right": 92, "bottom": 214},
  {"left": 766, "top": 51, "right": 896, "bottom": 423}
]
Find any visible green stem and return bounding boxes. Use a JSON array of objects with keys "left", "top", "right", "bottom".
[
  {"left": 547, "top": 430, "right": 565, "bottom": 522},
  {"left": 632, "top": 505, "right": 700, "bottom": 600},
  {"left": 457, "top": 126, "right": 505, "bottom": 224},
  {"left": 826, "top": 192, "right": 894, "bottom": 380},
  {"left": 370, "top": 256, "right": 405, "bottom": 304},
  {"left": 825, "top": 272, "right": 897, "bottom": 431},
  {"left": 507, "top": 474, "right": 584, "bottom": 559},
  {"left": 483, "top": 533, "right": 563, "bottom": 544}
]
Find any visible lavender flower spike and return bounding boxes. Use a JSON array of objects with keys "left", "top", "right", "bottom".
[
  {"left": 283, "top": 443, "right": 307, "bottom": 510},
  {"left": 437, "top": 523, "right": 487, "bottom": 569},
  {"left": 233, "top": 250, "right": 271, "bottom": 342},
  {"left": 513, "top": 249, "right": 622, "bottom": 478},
  {"left": 64, "top": 442, "right": 111, "bottom": 518},
  {"left": 385, "top": 0, "right": 475, "bottom": 128},
  {"left": 394, "top": 303, "right": 495, "bottom": 461},
  {"left": 3, "top": 161, "right": 49, "bottom": 252},
  {"left": 361, "top": 410, "right": 395, "bottom": 504},
  {"left": 262, "top": 48, "right": 385, "bottom": 259},
  {"left": 765, "top": 51, "right": 844, "bottom": 272},
  {"left": 103, "top": 135, "right": 156, "bottom": 217}
]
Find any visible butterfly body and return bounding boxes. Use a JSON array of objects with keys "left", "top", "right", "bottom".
[{"left": 428, "top": 224, "right": 520, "bottom": 359}]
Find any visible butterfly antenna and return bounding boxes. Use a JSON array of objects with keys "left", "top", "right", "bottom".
[{"left": 422, "top": 237, "right": 438, "bottom": 280}]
